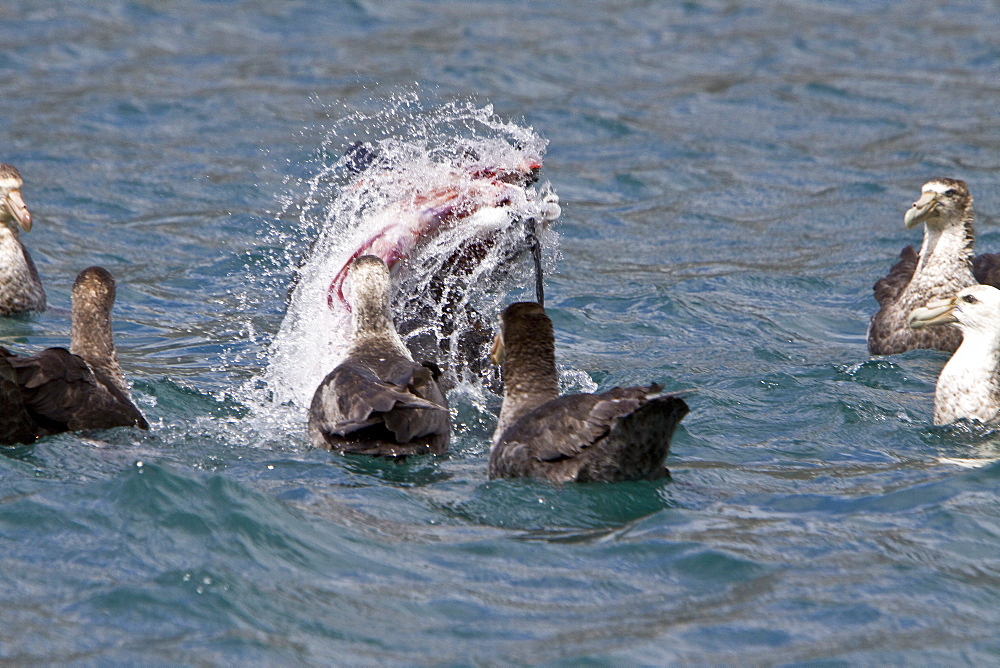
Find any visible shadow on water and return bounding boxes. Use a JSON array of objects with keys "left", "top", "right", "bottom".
[
  {"left": 0, "top": 442, "right": 36, "bottom": 462},
  {"left": 433, "top": 476, "right": 677, "bottom": 533},
  {"left": 333, "top": 453, "right": 455, "bottom": 487}
]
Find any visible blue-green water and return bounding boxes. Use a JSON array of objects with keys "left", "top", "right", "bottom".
[{"left": 3, "top": 1, "right": 1000, "bottom": 663}]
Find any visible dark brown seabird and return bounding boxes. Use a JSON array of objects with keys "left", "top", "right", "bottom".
[
  {"left": 488, "top": 302, "right": 689, "bottom": 483},
  {"left": 0, "top": 267, "right": 148, "bottom": 445},
  {"left": 0, "top": 164, "right": 46, "bottom": 315},
  {"left": 868, "top": 178, "right": 1000, "bottom": 355},
  {"left": 308, "top": 255, "right": 450, "bottom": 456}
]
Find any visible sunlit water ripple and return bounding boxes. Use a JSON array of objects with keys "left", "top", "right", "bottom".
[{"left": 2, "top": 0, "right": 1000, "bottom": 663}]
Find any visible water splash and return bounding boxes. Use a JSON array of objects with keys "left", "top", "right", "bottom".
[{"left": 263, "top": 94, "right": 561, "bottom": 408}]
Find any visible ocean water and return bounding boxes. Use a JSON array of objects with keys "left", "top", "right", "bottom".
[{"left": 2, "top": 0, "right": 1000, "bottom": 663}]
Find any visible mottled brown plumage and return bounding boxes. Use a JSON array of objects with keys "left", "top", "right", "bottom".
[
  {"left": 869, "top": 178, "right": 1000, "bottom": 355},
  {"left": 0, "top": 267, "right": 147, "bottom": 445},
  {"left": 308, "top": 256, "right": 449, "bottom": 456},
  {"left": 0, "top": 164, "right": 46, "bottom": 315},
  {"left": 489, "top": 302, "right": 688, "bottom": 483}
]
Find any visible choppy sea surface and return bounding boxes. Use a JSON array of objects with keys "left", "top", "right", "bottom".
[{"left": 3, "top": 1, "right": 1000, "bottom": 663}]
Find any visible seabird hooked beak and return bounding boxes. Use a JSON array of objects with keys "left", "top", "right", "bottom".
[
  {"left": 908, "top": 297, "right": 957, "bottom": 329},
  {"left": 489, "top": 331, "right": 505, "bottom": 366},
  {"left": 3, "top": 187, "right": 31, "bottom": 232},
  {"left": 904, "top": 190, "right": 940, "bottom": 229}
]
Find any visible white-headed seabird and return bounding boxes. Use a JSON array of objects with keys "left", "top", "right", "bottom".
[
  {"left": 909, "top": 284, "right": 1000, "bottom": 426},
  {"left": 0, "top": 267, "right": 148, "bottom": 444},
  {"left": 869, "top": 178, "right": 1000, "bottom": 355},
  {"left": 308, "top": 255, "right": 450, "bottom": 456},
  {"left": 488, "top": 302, "right": 689, "bottom": 483},
  {"left": 0, "top": 164, "right": 46, "bottom": 315}
]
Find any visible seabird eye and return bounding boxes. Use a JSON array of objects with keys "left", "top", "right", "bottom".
[
  {"left": 943, "top": 189, "right": 956, "bottom": 198},
  {"left": 962, "top": 294, "right": 978, "bottom": 304}
]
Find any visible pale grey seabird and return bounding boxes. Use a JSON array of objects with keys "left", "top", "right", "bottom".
[
  {"left": 488, "top": 301, "right": 689, "bottom": 483},
  {"left": 909, "top": 284, "right": 1000, "bottom": 426},
  {"left": 0, "top": 267, "right": 148, "bottom": 444},
  {"left": 869, "top": 178, "right": 1000, "bottom": 355},
  {"left": 0, "top": 164, "right": 46, "bottom": 315},
  {"left": 308, "top": 255, "right": 450, "bottom": 456}
]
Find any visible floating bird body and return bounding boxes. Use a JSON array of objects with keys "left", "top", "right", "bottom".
[
  {"left": 909, "top": 285, "right": 1000, "bottom": 426},
  {"left": 0, "top": 164, "right": 45, "bottom": 315},
  {"left": 308, "top": 255, "right": 449, "bottom": 456},
  {"left": 0, "top": 267, "right": 147, "bottom": 445},
  {"left": 869, "top": 178, "right": 1000, "bottom": 355},
  {"left": 489, "top": 302, "right": 688, "bottom": 483}
]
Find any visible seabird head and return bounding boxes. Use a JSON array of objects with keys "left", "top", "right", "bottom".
[
  {"left": 72, "top": 266, "right": 117, "bottom": 317},
  {"left": 0, "top": 163, "right": 32, "bottom": 232},
  {"left": 909, "top": 284, "right": 1000, "bottom": 336},
  {"left": 347, "top": 255, "right": 395, "bottom": 335},
  {"left": 490, "top": 301, "right": 560, "bottom": 432},
  {"left": 903, "top": 178, "right": 972, "bottom": 230},
  {"left": 490, "top": 301, "right": 557, "bottom": 380},
  {"left": 490, "top": 301, "right": 553, "bottom": 366},
  {"left": 69, "top": 267, "right": 123, "bottom": 382}
]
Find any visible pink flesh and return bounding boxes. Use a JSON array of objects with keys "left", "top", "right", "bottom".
[
  {"left": 326, "top": 165, "right": 537, "bottom": 312},
  {"left": 327, "top": 188, "right": 460, "bottom": 312},
  {"left": 327, "top": 226, "right": 412, "bottom": 312}
]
